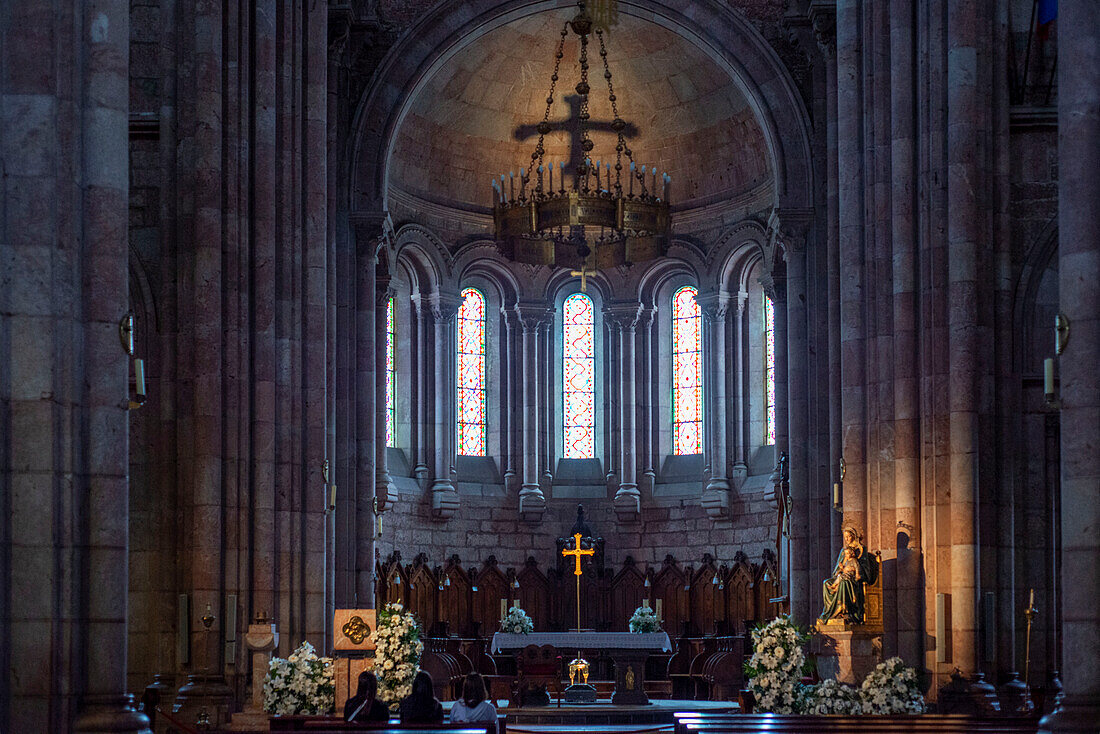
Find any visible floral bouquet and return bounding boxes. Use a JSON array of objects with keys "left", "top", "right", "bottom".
[
  {"left": 859, "top": 657, "right": 926, "bottom": 714},
  {"left": 500, "top": 605, "right": 534, "bottom": 634},
  {"left": 803, "top": 677, "right": 863, "bottom": 715},
  {"left": 743, "top": 616, "right": 810, "bottom": 714},
  {"left": 628, "top": 605, "right": 661, "bottom": 633},
  {"left": 262, "top": 641, "right": 335, "bottom": 715},
  {"left": 374, "top": 601, "right": 424, "bottom": 704}
]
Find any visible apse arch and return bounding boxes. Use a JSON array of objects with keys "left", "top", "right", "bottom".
[{"left": 349, "top": 0, "right": 813, "bottom": 221}]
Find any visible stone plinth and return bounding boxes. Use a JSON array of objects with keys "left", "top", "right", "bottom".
[
  {"left": 812, "top": 625, "right": 882, "bottom": 685},
  {"left": 228, "top": 621, "right": 279, "bottom": 731}
]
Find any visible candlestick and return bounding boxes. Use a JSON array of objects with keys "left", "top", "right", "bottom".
[
  {"left": 833, "top": 482, "right": 840, "bottom": 509},
  {"left": 655, "top": 598, "right": 663, "bottom": 620},
  {"left": 134, "top": 358, "right": 146, "bottom": 398},
  {"left": 1044, "top": 358, "right": 1054, "bottom": 395},
  {"left": 500, "top": 598, "right": 507, "bottom": 619}
]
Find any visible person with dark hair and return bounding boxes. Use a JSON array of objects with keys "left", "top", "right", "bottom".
[
  {"left": 399, "top": 670, "right": 444, "bottom": 724},
  {"left": 450, "top": 673, "right": 498, "bottom": 733},
  {"left": 343, "top": 670, "right": 390, "bottom": 723}
]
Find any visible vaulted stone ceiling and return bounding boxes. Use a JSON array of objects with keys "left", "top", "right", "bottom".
[{"left": 387, "top": 8, "right": 774, "bottom": 234}]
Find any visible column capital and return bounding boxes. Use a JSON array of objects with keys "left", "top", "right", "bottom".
[
  {"left": 695, "top": 290, "right": 730, "bottom": 322},
  {"left": 808, "top": 2, "right": 837, "bottom": 56},
  {"left": 637, "top": 305, "right": 656, "bottom": 329},
  {"left": 603, "top": 301, "right": 643, "bottom": 330},
  {"left": 376, "top": 275, "right": 395, "bottom": 309},
  {"left": 767, "top": 207, "right": 814, "bottom": 260},
  {"left": 429, "top": 291, "right": 463, "bottom": 323},
  {"left": 350, "top": 210, "right": 394, "bottom": 257},
  {"left": 514, "top": 301, "right": 553, "bottom": 330}
]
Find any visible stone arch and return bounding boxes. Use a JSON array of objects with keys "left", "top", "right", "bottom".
[
  {"left": 349, "top": 0, "right": 813, "bottom": 216},
  {"left": 392, "top": 223, "right": 453, "bottom": 295},
  {"left": 1012, "top": 215, "right": 1058, "bottom": 374}
]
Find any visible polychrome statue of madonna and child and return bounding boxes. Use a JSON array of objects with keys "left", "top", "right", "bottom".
[{"left": 819, "top": 527, "right": 879, "bottom": 625}]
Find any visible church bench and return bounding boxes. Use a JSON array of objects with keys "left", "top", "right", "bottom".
[
  {"left": 671, "top": 712, "right": 1039, "bottom": 734},
  {"left": 271, "top": 716, "right": 506, "bottom": 734}
]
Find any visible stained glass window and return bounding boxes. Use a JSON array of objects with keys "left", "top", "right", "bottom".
[
  {"left": 386, "top": 295, "right": 396, "bottom": 447},
  {"left": 764, "top": 294, "right": 776, "bottom": 445},
  {"left": 563, "top": 293, "right": 596, "bottom": 458},
  {"left": 457, "top": 288, "right": 487, "bottom": 456},
  {"left": 672, "top": 286, "right": 703, "bottom": 455}
]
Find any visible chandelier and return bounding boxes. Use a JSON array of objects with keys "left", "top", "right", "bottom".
[{"left": 491, "top": 1, "right": 671, "bottom": 271}]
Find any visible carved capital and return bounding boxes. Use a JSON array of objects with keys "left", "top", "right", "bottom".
[
  {"left": 695, "top": 291, "right": 730, "bottom": 322},
  {"left": 809, "top": 1, "right": 838, "bottom": 56},
  {"left": 603, "top": 301, "right": 643, "bottom": 331},
  {"left": 429, "top": 291, "right": 463, "bottom": 323},
  {"left": 514, "top": 302, "right": 553, "bottom": 331},
  {"left": 767, "top": 207, "right": 814, "bottom": 260}
]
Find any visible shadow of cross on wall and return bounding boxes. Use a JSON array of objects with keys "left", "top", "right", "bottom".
[{"left": 513, "top": 94, "right": 639, "bottom": 176}]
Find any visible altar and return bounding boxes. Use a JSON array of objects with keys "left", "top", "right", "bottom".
[{"left": 491, "top": 631, "right": 672, "bottom": 705}]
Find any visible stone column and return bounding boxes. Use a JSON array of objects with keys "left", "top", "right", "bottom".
[
  {"left": 1042, "top": 2, "right": 1100, "bottom": 730},
  {"left": 375, "top": 267, "right": 395, "bottom": 509},
  {"left": 429, "top": 292, "right": 461, "bottom": 520},
  {"left": 538, "top": 319, "right": 555, "bottom": 491},
  {"left": 637, "top": 307, "right": 657, "bottom": 492},
  {"left": 775, "top": 213, "right": 813, "bottom": 623},
  {"left": 698, "top": 292, "right": 731, "bottom": 519},
  {"left": 352, "top": 222, "right": 378, "bottom": 604},
  {"left": 500, "top": 306, "right": 518, "bottom": 490},
  {"left": 516, "top": 303, "right": 551, "bottom": 521},
  {"left": 836, "top": 0, "right": 868, "bottom": 539},
  {"left": 411, "top": 295, "right": 430, "bottom": 489},
  {"left": 606, "top": 302, "right": 643, "bottom": 520},
  {"left": 731, "top": 292, "right": 750, "bottom": 473}
]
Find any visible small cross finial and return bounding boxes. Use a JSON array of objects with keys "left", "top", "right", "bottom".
[{"left": 569, "top": 266, "right": 592, "bottom": 292}]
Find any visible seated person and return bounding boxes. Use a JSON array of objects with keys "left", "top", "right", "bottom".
[
  {"left": 450, "top": 673, "right": 498, "bottom": 733},
  {"left": 343, "top": 670, "right": 390, "bottom": 723},
  {"left": 399, "top": 670, "right": 444, "bottom": 725}
]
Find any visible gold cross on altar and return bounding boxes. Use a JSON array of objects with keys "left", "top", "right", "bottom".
[
  {"left": 569, "top": 267, "right": 592, "bottom": 292},
  {"left": 562, "top": 533, "right": 594, "bottom": 576}
]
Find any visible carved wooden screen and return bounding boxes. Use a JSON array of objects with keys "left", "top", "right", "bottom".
[
  {"left": 383, "top": 559, "right": 408, "bottom": 607},
  {"left": 407, "top": 562, "right": 438, "bottom": 634},
  {"left": 610, "top": 563, "right": 647, "bottom": 631},
  {"left": 440, "top": 561, "right": 473, "bottom": 636},
  {"left": 753, "top": 559, "right": 782, "bottom": 624},
  {"left": 516, "top": 560, "right": 551, "bottom": 633},
  {"left": 472, "top": 561, "right": 509, "bottom": 638},
  {"left": 690, "top": 563, "right": 720, "bottom": 635},
  {"left": 726, "top": 560, "right": 755, "bottom": 633},
  {"left": 653, "top": 561, "right": 690, "bottom": 638}
]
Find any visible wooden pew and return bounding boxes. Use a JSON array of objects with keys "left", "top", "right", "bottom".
[
  {"left": 671, "top": 712, "right": 1039, "bottom": 734},
  {"left": 271, "top": 715, "right": 506, "bottom": 734}
]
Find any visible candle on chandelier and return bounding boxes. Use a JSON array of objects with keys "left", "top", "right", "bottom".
[
  {"left": 560, "top": 161, "right": 566, "bottom": 193},
  {"left": 629, "top": 161, "right": 635, "bottom": 196},
  {"left": 509, "top": 170, "right": 515, "bottom": 201},
  {"left": 653, "top": 167, "right": 658, "bottom": 197}
]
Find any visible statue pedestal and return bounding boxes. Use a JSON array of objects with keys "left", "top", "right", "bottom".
[
  {"left": 812, "top": 623, "right": 882, "bottom": 685},
  {"left": 229, "top": 621, "right": 279, "bottom": 731}
]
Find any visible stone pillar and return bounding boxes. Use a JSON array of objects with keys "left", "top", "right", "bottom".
[
  {"left": 500, "top": 306, "right": 518, "bottom": 490},
  {"left": 375, "top": 268, "right": 395, "bottom": 508},
  {"left": 538, "top": 319, "right": 555, "bottom": 491},
  {"left": 888, "top": 0, "right": 923, "bottom": 665},
  {"left": 606, "top": 302, "right": 643, "bottom": 520},
  {"left": 775, "top": 213, "right": 813, "bottom": 623},
  {"left": 516, "top": 303, "right": 550, "bottom": 521},
  {"left": 411, "top": 295, "right": 430, "bottom": 489},
  {"left": 836, "top": 0, "right": 868, "bottom": 539},
  {"left": 1042, "top": 2, "right": 1100, "bottom": 730},
  {"left": 731, "top": 292, "right": 750, "bottom": 474},
  {"left": 946, "top": 0, "right": 987, "bottom": 677},
  {"left": 353, "top": 224, "right": 378, "bottom": 605},
  {"left": 637, "top": 307, "right": 657, "bottom": 492},
  {"left": 429, "top": 292, "right": 461, "bottom": 519},
  {"left": 698, "top": 292, "right": 731, "bottom": 519}
]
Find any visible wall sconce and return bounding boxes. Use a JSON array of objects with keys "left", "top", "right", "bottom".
[
  {"left": 1044, "top": 358, "right": 1061, "bottom": 410},
  {"left": 119, "top": 312, "right": 146, "bottom": 410},
  {"left": 372, "top": 496, "right": 386, "bottom": 538},
  {"left": 323, "top": 460, "right": 336, "bottom": 512},
  {"left": 1056, "top": 313, "right": 1070, "bottom": 355}
]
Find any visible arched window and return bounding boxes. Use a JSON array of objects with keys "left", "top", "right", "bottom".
[
  {"left": 764, "top": 294, "right": 776, "bottom": 445},
  {"left": 457, "top": 288, "right": 487, "bottom": 456},
  {"left": 386, "top": 295, "right": 396, "bottom": 447},
  {"left": 672, "top": 286, "right": 703, "bottom": 455},
  {"left": 563, "top": 293, "right": 596, "bottom": 459}
]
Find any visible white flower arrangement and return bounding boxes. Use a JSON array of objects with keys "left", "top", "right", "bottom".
[
  {"left": 500, "top": 605, "right": 534, "bottom": 634},
  {"left": 628, "top": 605, "right": 661, "bottom": 633},
  {"left": 859, "top": 657, "right": 926, "bottom": 714},
  {"left": 743, "top": 616, "right": 809, "bottom": 714},
  {"left": 374, "top": 601, "right": 424, "bottom": 704},
  {"left": 803, "top": 678, "right": 862, "bottom": 715},
  {"left": 262, "top": 641, "right": 335, "bottom": 715}
]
